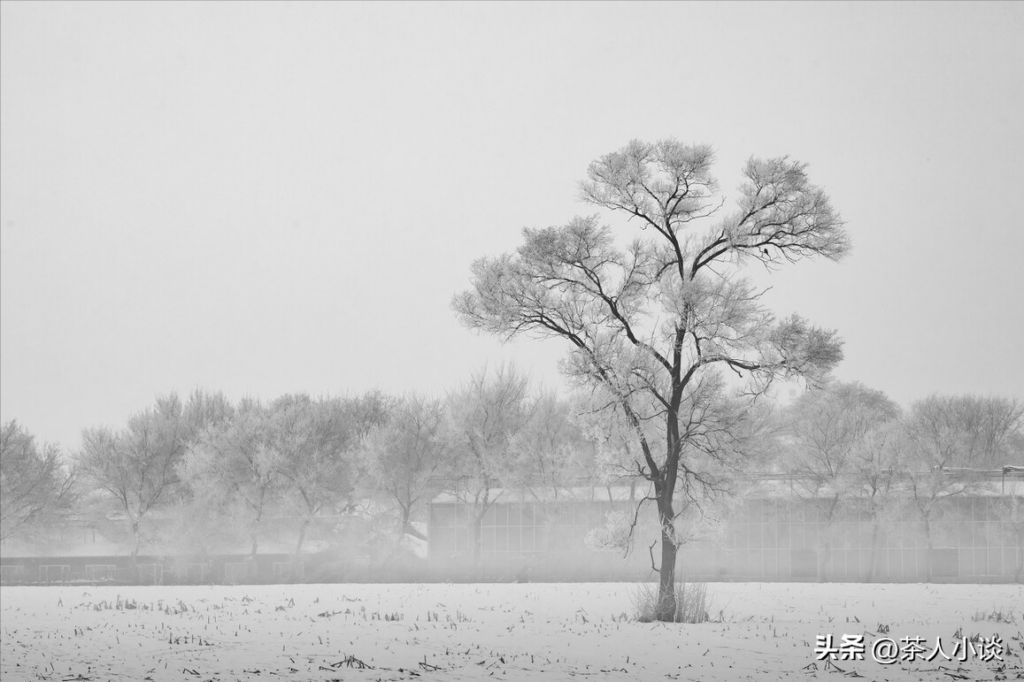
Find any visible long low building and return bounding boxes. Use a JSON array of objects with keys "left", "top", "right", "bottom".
[
  {"left": 0, "top": 512, "right": 372, "bottom": 585},
  {"left": 426, "top": 471, "right": 1024, "bottom": 583},
  {"left": 2, "top": 470, "right": 1020, "bottom": 584}
]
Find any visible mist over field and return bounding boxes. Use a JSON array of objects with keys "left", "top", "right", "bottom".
[{"left": 3, "top": 2, "right": 1024, "bottom": 680}]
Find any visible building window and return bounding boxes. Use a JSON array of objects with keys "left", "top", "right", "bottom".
[
  {"left": 85, "top": 564, "right": 116, "bottom": 581},
  {"left": 272, "top": 562, "right": 303, "bottom": 579},
  {"left": 39, "top": 565, "right": 71, "bottom": 582},
  {"left": 224, "top": 562, "right": 256, "bottom": 584},
  {"left": 0, "top": 565, "right": 27, "bottom": 581}
]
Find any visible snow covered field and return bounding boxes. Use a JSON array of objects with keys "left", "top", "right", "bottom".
[{"left": 1, "top": 582, "right": 1021, "bottom": 681}]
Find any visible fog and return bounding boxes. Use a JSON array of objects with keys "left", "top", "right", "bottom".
[
  {"left": 3, "top": 1, "right": 1023, "bottom": 679},
  {"left": 3, "top": 475, "right": 1021, "bottom": 586}
]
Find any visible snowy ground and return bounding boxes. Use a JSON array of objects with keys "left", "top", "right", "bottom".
[{"left": 1, "top": 582, "right": 1021, "bottom": 681}]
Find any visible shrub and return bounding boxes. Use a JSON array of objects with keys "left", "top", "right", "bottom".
[{"left": 632, "top": 577, "right": 714, "bottom": 623}]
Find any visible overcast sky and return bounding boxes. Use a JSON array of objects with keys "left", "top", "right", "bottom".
[{"left": 2, "top": 1, "right": 1022, "bottom": 451}]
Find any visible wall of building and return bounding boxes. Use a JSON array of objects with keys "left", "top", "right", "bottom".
[{"left": 426, "top": 493, "right": 1022, "bottom": 583}]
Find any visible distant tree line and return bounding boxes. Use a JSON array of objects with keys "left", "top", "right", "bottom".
[
  {"left": 781, "top": 384, "right": 1023, "bottom": 581},
  {"left": 1, "top": 365, "right": 598, "bottom": 567},
  {"left": 2, "top": 373, "right": 1022, "bottom": 578}
]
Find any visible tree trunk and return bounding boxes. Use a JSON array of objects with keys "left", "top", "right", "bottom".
[
  {"left": 472, "top": 508, "right": 485, "bottom": 576},
  {"left": 403, "top": 521, "right": 428, "bottom": 541},
  {"left": 130, "top": 520, "right": 141, "bottom": 569},
  {"left": 866, "top": 516, "right": 881, "bottom": 582},
  {"left": 400, "top": 503, "right": 427, "bottom": 540},
  {"left": 922, "top": 514, "right": 933, "bottom": 582},
  {"left": 819, "top": 500, "right": 839, "bottom": 582},
  {"left": 294, "top": 516, "right": 311, "bottom": 560},
  {"left": 400, "top": 502, "right": 411, "bottom": 538},
  {"left": 250, "top": 507, "right": 263, "bottom": 563},
  {"left": 819, "top": 534, "right": 831, "bottom": 583},
  {"left": 655, "top": 499, "right": 678, "bottom": 622}
]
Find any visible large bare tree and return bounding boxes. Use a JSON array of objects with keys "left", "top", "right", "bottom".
[{"left": 454, "top": 139, "right": 848, "bottom": 619}]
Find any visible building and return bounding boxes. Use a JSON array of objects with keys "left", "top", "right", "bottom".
[
  {"left": 4, "top": 468, "right": 1019, "bottom": 584},
  {"left": 426, "top": 469, "right": 1024, "bottom": 583}
]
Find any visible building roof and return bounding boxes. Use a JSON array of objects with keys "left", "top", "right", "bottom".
[{"left": 430, "top": 474, "right": 1019, "bottom": 506}]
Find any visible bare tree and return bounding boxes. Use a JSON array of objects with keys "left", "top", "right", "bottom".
[
  {"left": 78, "top": 395, "right": 187, "bottom": 564},
  {"left": 177, "top": 391, "right": 387, "bottom": 566},
  {"left": 851, "top": 420, "right": 905, "bottom": 581},
  {"left": 77, "top": 391, "right": 233, "bottom": 563},
  {"left": 180, "top": 398, "right": 284, "bottom": 562},
  {"left": 359, "top": 394, "right": 447, "bottom": 543},
  {"left": 783, "top": 382, "right": 900, "bottom": 580},
  {"left": 445, "top": 364, "right": 536, "bottom": 566},
  {"left": 454, "top": 139, "right": 847, "bottom": 619},
  {"left": 274, "top": 393, "right": 375, "bottom": 561},
  {"left": 0, "top": 421, "right": 76, "bottom": 541},
  {"left": 156, "top": 390, "right": 236, "bottom": 556}
]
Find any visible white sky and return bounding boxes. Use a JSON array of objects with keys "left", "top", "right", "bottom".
[{"left": 2, "top": 1, "right": 1022, "bottom": 452}]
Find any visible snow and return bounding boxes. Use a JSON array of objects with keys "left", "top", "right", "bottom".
[{"left": 1, "top": 582, "right": 1021, "bottom": 681}]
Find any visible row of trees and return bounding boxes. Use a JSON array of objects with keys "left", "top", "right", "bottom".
[
  {"left": 3, "top": 378, "right": 1020, "bottom": 574},
  {"left": 784, "top": 384, "right": 1023, "bottom": 581},
  {"left": 0, "top": 365, "right": 606, "bottom": 566}
]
